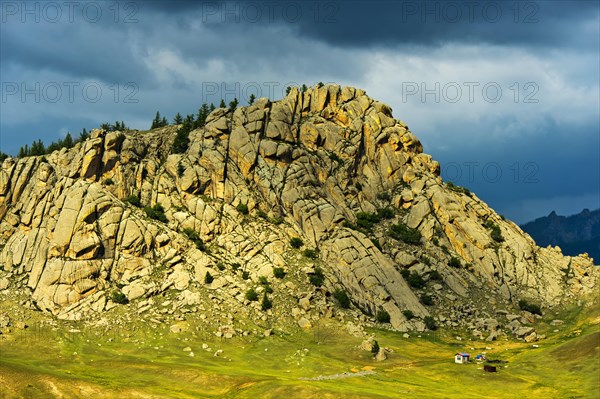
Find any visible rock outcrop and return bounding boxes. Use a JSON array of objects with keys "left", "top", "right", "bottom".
[{"left": 0, "top": 84, "right": 597, "bottom": 330}]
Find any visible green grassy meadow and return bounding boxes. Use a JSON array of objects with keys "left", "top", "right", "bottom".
[{"left": 1, "top": 305, "right": 598, "bottom": 399}]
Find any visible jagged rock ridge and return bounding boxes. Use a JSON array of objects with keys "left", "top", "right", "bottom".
[{"left": 0, "top": 84, "right": 597, "bottom": 332}]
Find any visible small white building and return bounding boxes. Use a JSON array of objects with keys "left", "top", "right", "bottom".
[{"left": 455, "top": 352, "right": 470, "bottom": 364}]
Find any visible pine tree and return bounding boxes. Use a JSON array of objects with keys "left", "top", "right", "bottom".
[
  {"left": 79, "top": 128, "right": 89, "bottom": 142},
  {"left": 63, "top": 133, "right": 74, "bottom": 148},
  {"left": 113, "top": 121, "right": 126, "bottom": 131},
  {"left": 173, "top": 113, "right": 183, "bottom": 124},
  {"left": 195, "top": 104, "right": 210, "bottom": 128},
  {"left": 175, "top": 130, "right": 185, "bottom": 147},
  {"left": 171, "top": 114, "right": 194, "bottom": 154},
  {"left": 18, "top": 145, "right": 29, "bottom": 158},
  {"left": 46, "top": 141, "right": 60, "bottom": 153},
  {"left": 229, "top": 98, "right": 239, "bottom": 111},
  {"left": 30, "top": 139, "right": 45, "bottom": 156},
  {"left": 286, "top": 86, "right": 292, "bottom": 95},
  {"left": 151, "top": 111, "right": 161, "bottom": 129},
  {"left": 248, "top": 94, "right": 256, "bottom": 105},
  {"left": 209, "top": 103, "right": 216, "bottom": 112},
  {"left": 161, "top": 116, "right": 168, "bottom": 127},
  {"left": 219, "top": 99, "right": 226, "bottom": 108},
  {"left": 184, "top": 114, "right": 194, "bottom": 128}
]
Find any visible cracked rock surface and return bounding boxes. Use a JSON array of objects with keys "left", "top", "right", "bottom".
[{"left": 0, "top": 84, "right": 596, "bottom": 331}]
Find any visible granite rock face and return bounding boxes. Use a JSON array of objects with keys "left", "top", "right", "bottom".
[{"left": 0, "top": 84, "right": 596, "bottom": 328}]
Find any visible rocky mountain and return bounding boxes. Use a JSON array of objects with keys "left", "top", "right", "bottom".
[
  {"left": 0, "top": 85, "right": 597, "bottom": 336},
  {"left": 521, "top": 209, "right": 600, "bottom": 264}
]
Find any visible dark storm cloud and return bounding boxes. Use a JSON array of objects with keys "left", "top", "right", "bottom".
[
  {"left": 2, "top": 1, "right": 596, "bottom": 89},
  {"left": 139, "top": 0, "right": 599, "bottom": 49},
  {"left": 0, "top": 10, "right": 154, "bottom": 85},
  {"left": 430, "top": 119, "right": 600, "bottom": 223},
  {"left": 0, "top": 0, "right": 598, "bottom": 222},
  {"left": 290, "top": 0, "right": 599, "bottom": 49}
]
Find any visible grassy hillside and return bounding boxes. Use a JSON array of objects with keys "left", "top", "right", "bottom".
[{"left": 1, "top": 303, "right": 598, "bottom": 398}]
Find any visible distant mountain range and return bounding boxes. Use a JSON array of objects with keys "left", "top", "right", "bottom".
[{"left": 521, "top": 209, "right": 600, "bottom": 264}]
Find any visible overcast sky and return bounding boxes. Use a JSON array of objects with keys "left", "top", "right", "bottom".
[{"left": 1, "top": 0, "right": 598, "bottom": 223}]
